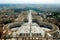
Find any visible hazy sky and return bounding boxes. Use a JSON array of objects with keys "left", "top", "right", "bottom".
[{"left": 0, "top": 0, "right": 60, "bottom": 4}]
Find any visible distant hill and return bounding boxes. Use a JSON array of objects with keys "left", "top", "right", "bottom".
[{"left": 0, "top": 4, "right": 60, "bottom": 13}]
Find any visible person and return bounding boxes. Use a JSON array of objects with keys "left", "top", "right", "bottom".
[{"left": 0, "top": 27, "right": 3, "bottom": 38}]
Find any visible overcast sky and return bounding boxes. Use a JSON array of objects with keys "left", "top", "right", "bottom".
[{"left": 0, "top": 0, "right": 60, "bottom": 4}]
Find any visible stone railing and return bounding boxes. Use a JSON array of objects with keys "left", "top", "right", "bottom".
[{"left": 0, "top": 37, "right": 60, "bottom": 40}]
